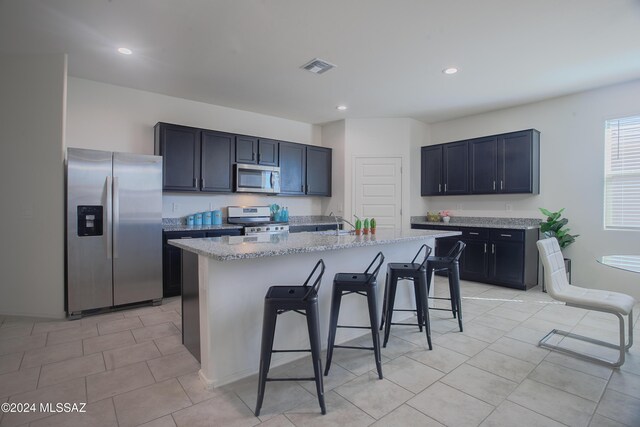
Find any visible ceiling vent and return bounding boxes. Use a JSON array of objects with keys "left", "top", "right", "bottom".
[{"left": 301, "top": 58, "right": 336, "bottom": 75}]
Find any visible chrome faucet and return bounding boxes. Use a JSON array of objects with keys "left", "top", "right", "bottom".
[{"left": 329, "top": 212, "right": 356, "bottom": 235}]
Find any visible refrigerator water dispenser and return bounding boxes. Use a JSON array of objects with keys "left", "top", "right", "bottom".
[{"left": 77, "top": 205, "right": 103, "bottom": 236}]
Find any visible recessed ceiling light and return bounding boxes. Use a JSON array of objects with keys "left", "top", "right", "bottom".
[
  {"left": 117, "top": 47, "right": 133, "bottom": 55},
  {"left": 336, "top": 105, "right": 347, "bottom": 111},
  {"left": 443, "top": 67, "right": 458, "bottom": 75}
]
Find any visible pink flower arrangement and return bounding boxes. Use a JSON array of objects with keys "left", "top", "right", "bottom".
[{"left": 439, "top": 210, "right": 452, "bottom": 217}]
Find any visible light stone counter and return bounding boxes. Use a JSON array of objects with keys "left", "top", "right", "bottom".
[{"left": 174, "top": 228, "right": 460, "bottom": 388}]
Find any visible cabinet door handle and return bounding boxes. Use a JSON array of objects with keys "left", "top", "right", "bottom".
[
  {"left": 201, "top": 178, "right": 205, "bottom": 189},
  {"left": 493, "top": 181, "right": 496, "bottom": 190},
  {"left": 500, "top": 233, "right": 512, "bottom": 237},
  {"left": 484, "top": 243, "right": 487, "bottom": 253},
  {"left": 438, "top": 183, "right": 442, "bottom": 193},
  {"left": 444, "top": 183, "right": 447, "bottom": 192},
  {"left": 491, "top": 244, "right": 495, "bottom": 254},
  {"left": 193, "top": 178, "right": 197, "bottom": 188},
  {"left": 306, "top": 184, "right": 310, "bottom": 193},
  {"left": 500, "top": 180, "right": 503, "bottom": 190}
]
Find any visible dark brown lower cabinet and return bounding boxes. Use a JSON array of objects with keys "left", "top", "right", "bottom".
[{"left": 414, "top": 224, "right": 538, "bottom": 290}]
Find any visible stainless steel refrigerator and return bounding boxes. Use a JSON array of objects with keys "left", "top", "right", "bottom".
[{"left": 66, "top": 148, "right": 162, "bottom": 318}]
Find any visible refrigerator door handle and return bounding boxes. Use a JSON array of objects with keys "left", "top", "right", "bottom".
[
  {"left": 113, "top": 176, "right": 120, "bottom": 259},
  {"left": 106, "top": 176, "right": 113, "bottom": 260}
]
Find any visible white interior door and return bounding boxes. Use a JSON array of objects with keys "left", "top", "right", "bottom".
[{"left": 354, "top": 157, "right": 402, "bottom": 231}]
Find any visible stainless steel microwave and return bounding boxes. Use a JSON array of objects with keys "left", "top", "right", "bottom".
[{"left": 235, "top": 164, "right": 281, "bottom": 194}]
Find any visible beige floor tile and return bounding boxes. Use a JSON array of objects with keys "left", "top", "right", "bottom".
[
  {"left": 2, "top": 377, "right": 86, "bottom": 427},
  {"left": 467, "top": 349, "right": 536, "bottom": 382},
  {"left": 271, "top": 355, "right": 356, "bottom": 395},
  {"left": 441, "top": 364, "right": 518, "bottom": 406},
  {"left": 97, "top": 317, "right": 143, "bottom": 335},
  {"left": 0, "top": 352, "right": 22, "bottom": 375},
  {"left": 31, "top": 320, "right": 78, "bottom": 336},
  {"left": 391, "top": 325, "right": 439, "bottom": 347},
  {"left": 596, "top": 389, "right": 640, "bottom": 426},
  {"left": 544, "top": 351, "right": 613, "bottom": 380},
  {"left": 488, "top": 337, "right": 549, "bottom": 364},
  {"left": 406, "top": 346, "right": 468, "bottom": 373},
  {"left": 334, "top": 371, "right": 413, "bottom": 419},
  {"left": 80, "top": 312, "right": 125, "bottom": 326},
  {"left": 138, "top": 415, "right": 177, "bottom": 427},
  {"left": 86, "top": 361, "right": 156, "bottom": 402},
  {"left": 113, "top": 378, "right": 192, "bottom": 427},
  {"left": 0, "top": 322, "right": 34, "bottom": 339},
  {"left": 154, "top": 334, "right": 185, "bottom": 355},
  {"left": 434, "top": 332, "right": 488, "bottom": 357},
  {"left": 381, "top": 355, "right": 443, "bottom": 393},
  {"left": 462, "top": 323, "right": 506, "bottom": 343},
  {"left": 257, "top": 414, "right": 294, "bottom": 426},
  {"left": 370, "top": 404, "right": 444, "bottom": 427},
  {"left": 132, "top": 322, "right": 180, "bottom": 343},
  {"left": 472, "top": 314, "right": 520, "bottom": 332},
  {"left": 22, "top": 340, "right": 83, "bottom": 369},
  {"left": 82, "top": 330, "right": 135, "bottom": 355},
  {"left": 504, "top": 325, "right": 546, "bottom": 345},
  {"left": 122, "top": 305, "right": 164, "bottom": 319},
  {"left": 140, "top": 311, "right": 181, "bottom": 327},
  {"left": 103, "top": 341, "right": 161, "bottom": 370},
  {"left": 379, "top": 335, "right": 421, "bottom": 359},
  {"left": 178, "top": 372, "right": 229, "bottom": 404},
  {"left": 480, "top": 400, "right": 564, "bottom": 427},
  {"left": 487, "top": 306, "right": 535, "bottom": 322},
  {"left": 528, "top": 361, "right": 608, "bottom": 402},
  {"left": 331, "top": 345, "right": 391, "bottom": 376},
  {"left": 46, "top": 323, "right": 97, "bottom": 346},
  {"left": 407, "top": 382, "right": 494, "bottom": 427},
  {"left": 233, "top": 377, "right": 315, "bottom": 422},
  {"left": 172, "top": 393, "right": 259, "bottom": 427},
  {"left": 588, "top": 414, "right": 628, "bottom": 427},
  {"left": 38, "top": 353, "right": 105, "bottom": 388},
  {"left": 508, "top": 379, "right": 596, "bottom": 427},
  {"left": 620, "top": 349, "right": 640, "bottom": 376},
  {"left": 147, "top": 351, "right": 200, "bottom": 382},
  {"left": 607, "top": 370, "right": 640, "bottom": 400},
  {"left": 285, "top": 390, "right": 374, "bottom": 427},
  {"left": 29, "top": 397, "right": 118, "bottom": 427},
  {"left": 0, "top": 366, "right": 40, "bottom": 399},
  {"left": 0, "top": 333, "right": 46, "bottom": 356}
]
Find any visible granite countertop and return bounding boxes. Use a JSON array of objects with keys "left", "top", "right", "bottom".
[
  {"left": 288, "top": 215, "right": 343, "bottom": 227},
  {"left": 411, "top": 216, "right": 541, "bottom": 230},
  {"left": 163, "top": 224, "right": 244, "bottom": 232},
  {"left": 169, "top": 229, "right": 460, "bottom": 261}
]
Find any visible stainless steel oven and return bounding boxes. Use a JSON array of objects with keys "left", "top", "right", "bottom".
[{"left": 235, "top": 164, "right": 281, "bottom": 194}]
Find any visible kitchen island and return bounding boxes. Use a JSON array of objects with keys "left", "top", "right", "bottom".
[{"left": 170, "top": 228, "right": 460, "bottom": 388}]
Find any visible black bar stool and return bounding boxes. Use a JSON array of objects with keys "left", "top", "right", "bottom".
[
  {"left": 255, "top": 259, "right": 327, "bottom": 417},
  {"left": 325, "top": 252, "right": 386, "bottom": 380},
  {"left": 379, "top": 244, "right": 433, "bottom": 350},
  {"left": 426, "top": 241, "right": 466, "bottom": 332}
]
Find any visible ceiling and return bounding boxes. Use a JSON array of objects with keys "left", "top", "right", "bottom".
[{"left": 2, "top": 0, "right": 640, "bottom": 125}]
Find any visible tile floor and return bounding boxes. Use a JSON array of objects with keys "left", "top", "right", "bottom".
[{"left": 0, "top": 279, "right": 639, "bottom": 427}]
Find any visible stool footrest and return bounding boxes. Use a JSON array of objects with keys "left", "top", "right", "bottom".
[
  {"left": 271, "top": 349, "right": 311, "bottom": 353},
  {"left": 429, "top": 307, "right": 454, "bottom": 312},
  {"left": 334, "top": 345, "right": 374, "bottom": 351},
  {"left": 267, "top": 377, "right": 316, "bottom": 382},
  {"left": 391, "top": 322, "right": 422, "bottom": 327},
  {"left": 337, "top": 325, "right": 371, "bottom": 330},
  {"left": 428, "top": 297, "right": 452, "bottom": 301},
  {"left": 341, "top": 291, "right": 368, "bottom": 296},
  {"left": 392, "top": 309, "right": 417, "bottom": 312}
]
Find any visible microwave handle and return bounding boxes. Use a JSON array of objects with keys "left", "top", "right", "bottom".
[{"left": 270, "top": 172, "right": 274, "bottom": 188}]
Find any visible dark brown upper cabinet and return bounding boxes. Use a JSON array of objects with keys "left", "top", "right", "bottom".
[
  {"left": 279, "top": 141, "right": 306, "bottom": 195},
  {"left": 422, "top": 129, "right": 540, "bottom": 196},
  {"left": 154, "top": 123, "right": 200, "bottom": 192},
  {"left": 201, "top": 130, "right": 234, "bottom": 192},
  {"left": 306, "top": 146, "right": 331, "bottom": 196},
  {"left": 235, "top": 136, "right": 279, "bottom": 166}
]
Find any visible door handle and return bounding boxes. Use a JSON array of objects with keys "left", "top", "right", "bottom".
[
  {"left": 270, "top": 173, "right": 274, "bottom": 189},
  {"left": 438, "top": 183, "right": 442, "bottom": 193},
  {"left": 484, "top": 243, "right": 487, "bottom": 253},
  {"left": 113, "top": 177, "right": 120, "bottom": 259},
  {"left": 493, "top": 181, "right": 496, "bottom": 190},
  {"left": 500, "top": 180, "right": 503, "bottom": 190},
  {"left": 491, "top": 243, "right": 495, "bottom": 254},
  {"left": 106, "top": 176, "right": 113, "bottom": 260},
  {"left": 444, "top": 183, "right": 447, "bottom": 192}
]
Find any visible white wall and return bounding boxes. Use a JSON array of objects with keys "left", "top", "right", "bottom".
[
  {"left": 66, "top": 77, "right": 323, "bottom": 218},
  {"left": 0, "top": 54, "right": 67, "bottom": 318},
  {"left": 424, "top": 79, "right": 640, "bottom": 298}
]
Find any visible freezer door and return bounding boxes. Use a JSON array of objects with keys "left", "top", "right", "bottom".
[
  {"left": 112, "top": 152, "right": 163, "bottom": 305},
  {"left": 67, "top": 148, "right": 114, "bottom": 313}
]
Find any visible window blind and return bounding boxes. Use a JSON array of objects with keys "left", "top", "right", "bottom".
[{"left": 604, "top": 115, "right": 640, "bottom": 230}]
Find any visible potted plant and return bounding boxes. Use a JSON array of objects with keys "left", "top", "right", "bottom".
[
  {"left": 355, "top": 218, "right": 362, "bottom": 235},
  {"left": 370, "top": 218, "right": 377, "bottom": 234},
  {"left": 539, "top": 207, "right": 579, "bottom": 289},
  {"left": 439, "top": 210, "right": 452, "bottom": 223},
  {"left": 363, "top": 218, "right": 370, "bottom": 235}
]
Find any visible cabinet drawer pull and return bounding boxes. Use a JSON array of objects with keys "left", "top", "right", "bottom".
[
  {"left": 500, "top": 234, "right": 512, "bottom": 237},
  {"left": 469, "top": 232, "right": 479, "bottom": 235}
]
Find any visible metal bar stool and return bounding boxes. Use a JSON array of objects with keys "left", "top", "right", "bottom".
[
  {"left": 426, "top": 241, "right": 466, "bottom": 332},
  {"left": 255, "top": 259, "right": 327, "bottom": 417},
  {"left": 325, "top": 252, "right": 386, "bottom": 379},
  {"left": 379, "top": 244, "right": 433, "bottom": 350}
]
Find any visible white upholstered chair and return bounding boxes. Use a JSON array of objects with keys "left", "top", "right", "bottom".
[{"left": 536, "top": 238, "right": 635, "bottom": 367}]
